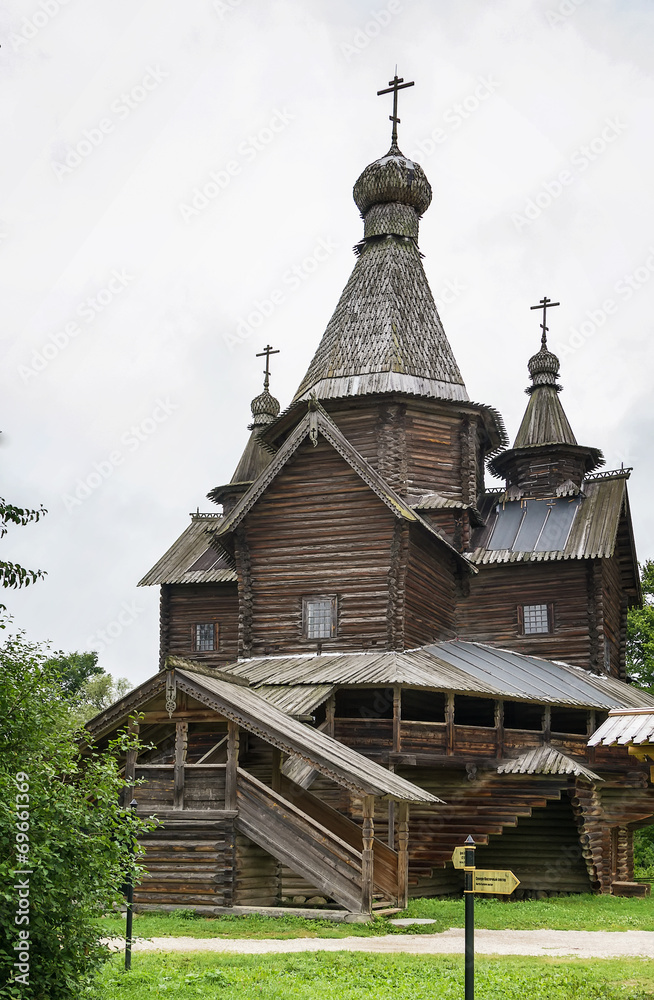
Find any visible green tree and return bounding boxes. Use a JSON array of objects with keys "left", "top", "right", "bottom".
[
  {"left": 44, "top": 650, "right": 132, "bottom": 724},
  {"left": 0, "top": 499, "right": 46, "bottom": 609},
  {"left": 626, "top": 560, "right": 654, "bottom": 692},
  {"left": 0, "top": 630, "right": 151, "bottom": 999}
]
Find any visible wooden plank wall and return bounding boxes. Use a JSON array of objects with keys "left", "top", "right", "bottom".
[
  {"left": 457, "top": 561, "right": 593, "bottom": 668},
  {"left": 163, "top": 584, "right": 239, "bottom": 666},
  {"left": 241, "top": 437, "right": 397, "bottom": 656}
]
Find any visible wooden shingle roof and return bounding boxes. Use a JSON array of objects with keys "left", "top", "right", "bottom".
[
  {"left": 139, "top": 514, "right": 235, "bottom": 587},
  {"left": 292, "top": 236, "right": 469, "bottom": 404}
]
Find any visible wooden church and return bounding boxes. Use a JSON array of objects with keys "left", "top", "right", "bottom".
[{"left": 87, "top": 76, "right": 654, "bottom": 915}]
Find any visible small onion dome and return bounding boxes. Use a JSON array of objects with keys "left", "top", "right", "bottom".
[
  {"left": 250, "top": 387, "right": 280, "bottom": 427},
  {"left": 527, "top": 344, "right": 562, "bottom": 393},
  {"left": 353, "top": 141, "right": 432, "bottom": 217}
]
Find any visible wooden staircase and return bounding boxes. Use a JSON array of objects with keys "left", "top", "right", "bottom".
[{"left": 236, "top": 768, "right": 399, "bottom": 912}]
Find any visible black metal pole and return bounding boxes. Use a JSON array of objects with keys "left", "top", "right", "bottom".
[
  {"left": 464, "top": 834, "right": 476, "bottom": 1000},
  {"left": 125, "top": 798, "right": 138, "bottom": 972}
]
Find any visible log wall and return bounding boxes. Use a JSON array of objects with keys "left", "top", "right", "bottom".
[
  {"left": 163, "top": 584, "right": 239, "bottom": 666},
  {"left": 404, "top": 531, "right": 458, "bottom": 646},
  {"left": 456, "top": 561, "right": 593, "bottom": 668},
  {"left": 240, "top": 437, "right": 397, "bottom": 655}
]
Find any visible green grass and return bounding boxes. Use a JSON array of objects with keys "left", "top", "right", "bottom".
[
  {"left": 94, "top": 952, "right": 654, "bottom": 999},
  {"left": 97, "top": 893, "right": 654, "bottom": 941}
]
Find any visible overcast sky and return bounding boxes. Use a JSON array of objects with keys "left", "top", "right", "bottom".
[{"left": 2, "top": 0, "right": 653, "bottom": 686}]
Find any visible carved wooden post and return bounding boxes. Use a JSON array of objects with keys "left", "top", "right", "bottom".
[
  {"left": 446, "top": 693, "right": 455, "bottom": 755},
  {"left": 271, "top": 747, "right": 282, "bottom": 794},
  {"left": 393, "top": 685, "right": 401, "bottom": 753},
  {"left": 125, "top": 718, "right": 139, "bottom": 806},
  {"left": 326, "top": 693, "right": 335, "bottom": 738},
  {"left": 225, "top": 720, "right": 239, "bottom": 811},
  {"left": 397, "top": 800, "right": 409, "bottom": 909},
  {"left": 173, "top": 721, "right": 188, "bottom": 810},
  {"left": 361, "top": 795, "right": 375, "bottom": 913}
]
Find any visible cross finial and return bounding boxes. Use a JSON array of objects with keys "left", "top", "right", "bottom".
[
  {"left": 529, "top": 296, "right": 560, "bottom": 349},
  {"left": 377, "top": 70, "right": 415, "bottom": 146},
  {"left": 256, "top": 345, "right": 280, "bottom": 391}
]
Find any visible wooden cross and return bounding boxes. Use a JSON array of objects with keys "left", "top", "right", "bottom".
[
  {"left": 530, "top": 296, "right": 560, "bottom": 348},
  {"left": 377, "top": 71, "right": 415, "bottom": 146},
  {"left": 256, "top": 344, "right": 280, "bottom": 390}
]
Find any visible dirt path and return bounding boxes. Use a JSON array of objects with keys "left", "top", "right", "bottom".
[{"left": 120, "top": 930, "right": 654, "bottom": 959}]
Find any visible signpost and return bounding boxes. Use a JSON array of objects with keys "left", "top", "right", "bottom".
[{"left": 453, "top": 836, "right": 520, "bottom": 1000}]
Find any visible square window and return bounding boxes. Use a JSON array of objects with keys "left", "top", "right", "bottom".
[
  {"left": 303, "top": 596, "right": 337, "bottom": 640},
  {"left": 195, "top": 623, "right": 216, "bottom": 651},
  {"left": 522, "top": 604, "right": 550, "bottom": 635}
]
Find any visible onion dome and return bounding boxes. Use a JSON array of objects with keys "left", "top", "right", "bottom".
[
  {"left": 353, "top": 142, "right": 432, "bottom": 240},
  {"left": 250, "top": 387, "right": 280, "bottom": 427},
  {"left": 354, "top": 141, "right": 432, "bottom": 215},
  {"left": 526, "top": 343, "right": 562, "bottom": 393}
]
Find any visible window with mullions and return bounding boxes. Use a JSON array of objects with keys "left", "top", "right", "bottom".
[
  {"left": 303, "top": 596, "right": 337, "bottom": 640},
  {"left": 520, "top": 603, "right": 552, "bottom": 635},
  {"left": 194, "top": 623, "right": 217, "bottom": 651}
]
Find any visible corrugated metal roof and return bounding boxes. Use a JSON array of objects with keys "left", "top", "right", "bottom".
[
  {"left": 469, "top": 476, "right": 628, "bottom": 565},
  {"left": 497, "top": 745, "right": 601, "bottom": 781},
  {"left": 224, "top": 641, "right": 654, "bottom": 712},
  {"left": 588, "top": 708, "right": 654, "bottom": 747},
  {"left": 138, "top": 515, "right": 236, "bottom": 587},
  {"left": 173, "top": 670, "right": 440, "bottom": 802}
]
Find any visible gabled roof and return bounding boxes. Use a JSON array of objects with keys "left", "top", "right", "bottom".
[
  {"left": 219, "top": 640, "right": 654, "bottom": 712},
  {"left": 211, "top": 402, "right": 475, "bottom": 572},
  {"left": 139, "top": 514, "right": 236, "bottom": 587},
  {"left": 469, "top": 473, "right": 632, "bottom": 565},
  {"left": 497, "top": 745, "right": 602, "bottom": 782},
  {"left": 291, "top": 237, "right": 469, "bottom": 404},
  {"left": 84, "top": 666, "right": 440, "bottom": 803}
]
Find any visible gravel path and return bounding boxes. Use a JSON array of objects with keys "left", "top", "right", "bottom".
[{"left": 121, "top": 930, "right": 654, "bottom": 959}]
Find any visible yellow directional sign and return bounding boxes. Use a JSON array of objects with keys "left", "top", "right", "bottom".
[
  {"left": 472, "top": 869, "right": 520, "bottom": 894},
  {"left": 451, "top": 847, "right": 466, "bottom": 869}
]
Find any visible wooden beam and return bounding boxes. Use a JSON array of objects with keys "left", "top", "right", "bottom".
[
  {"left": 361, "top": 795, "right": 375, "bottom": 914},
  {"left": 397, "top": 801, "right": 409, "bottom": 910},
  {"left": 173, "top": 721, "right": 188, "bottom": 810},
  {"left": 326, "top": 693, "right": 335, "bottom": 738},
  {"left": 225, "top": 720, "right": 239, "bottom": 811},
  {"left": 446, "top": 693, "right": 454, "bottom": 756},
  {"left": 393, "top": 686, "right": 401, "bottom": 753}
]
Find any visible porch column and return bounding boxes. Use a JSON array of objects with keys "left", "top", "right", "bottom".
[
  {"left": 225, "top": 720, "right": 239, "bottom": 811},
  {"left": 361, "top": 795, "right": 375, "bottom": 913},
  {"left": 125, "top": 718, "right": 139, "bottom": 807},
  {"left": 173, "top": 721, "right": 188, "bottom": 810},
  {"left": 397, "top": 801, "right": 409, "bottom": 909}
]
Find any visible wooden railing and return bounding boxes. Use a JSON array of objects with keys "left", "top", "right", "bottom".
[
  {"left": 236, "top": 768, "right": 366, "bottom": 912},
  {"left": 279, "top": 775, "right": 398, "bottom": 901}
]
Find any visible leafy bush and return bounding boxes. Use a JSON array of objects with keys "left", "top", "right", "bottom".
[{"left": 0, "top": 630, "right": 152, "bottom": 999}]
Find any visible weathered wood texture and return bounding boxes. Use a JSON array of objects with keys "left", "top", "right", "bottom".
[
  {"left": 163, "top": 584, "right": 238, "bottom": 666},
  {"left": 134, "top": 817, "right": 235, "bottom": 909},
  {"left": 240, "top": 437, "right": 397, "bottom": 655},
  {"left": 498, "top": 449, "right": 590, "bottom": 499},
  {"left": 325, "top": 398, "right": 484, "bottom": 502},
  {"left": 404, "top": 530, "right": 458, "bottom": 646},
  {"left": 457, "top": 561, "right": 595, "bottom": 668},
  {"left": 235, "top": 768, "right": 365, "bottom": 912}
]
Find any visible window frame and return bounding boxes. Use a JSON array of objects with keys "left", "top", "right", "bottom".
[
  {"left": 192, "top": 621, "right": 219, "bottom": 652},
  {"left": 302, "top": 595, "right": 338, "bottom": 641},
  {"left": 517, "top": 602, "right": 554, "bottom": 636}
]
